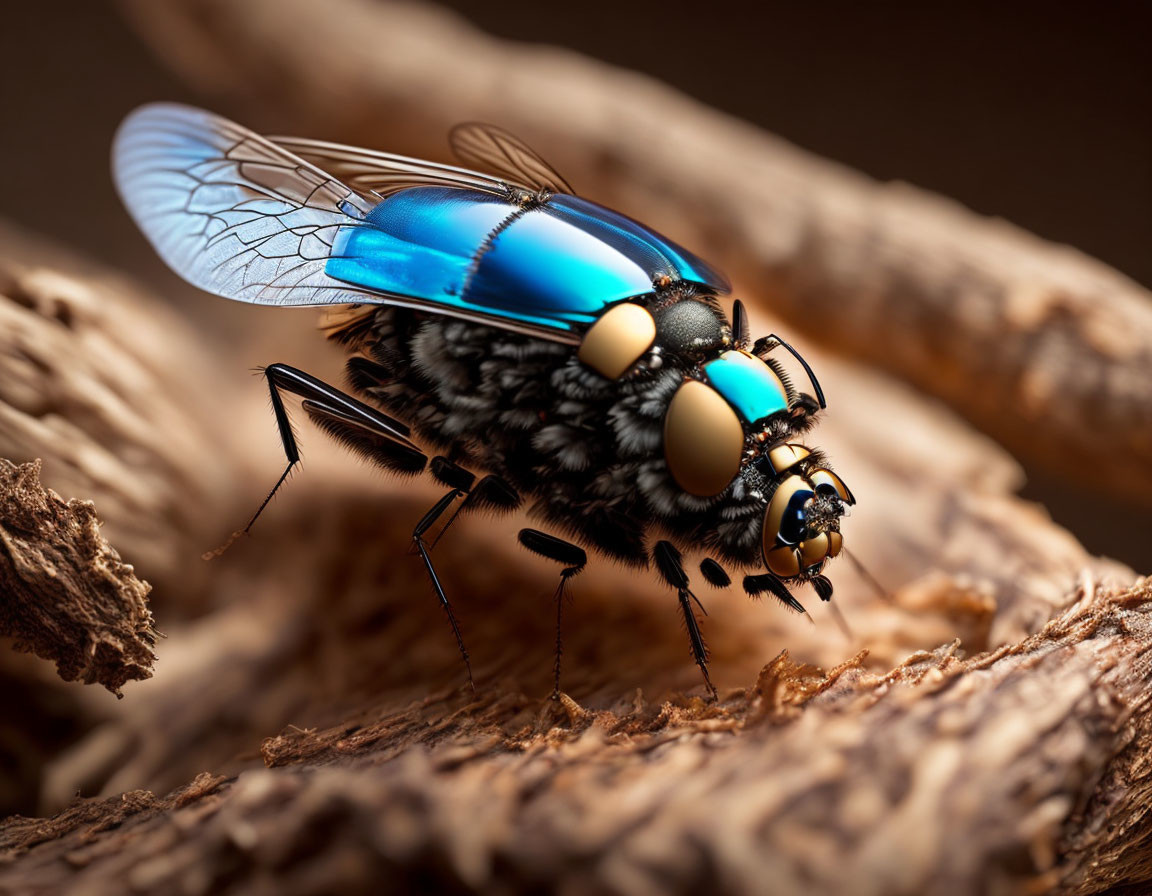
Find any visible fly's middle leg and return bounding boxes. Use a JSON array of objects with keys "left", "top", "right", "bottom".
[
  {"left": 424, "top": 459, "right": 521, "bottom": 550},
  {"left": 412, "top": 488, "right": 476, "bottom": 692},
  {"left": 653, "top": 540, "right": 718, "bottom": 701},
  {"left": 411, "top": 465, "right": 523, "bottom": 692},
  {"left": 518, "top": 529, "right": 587, "bottom": 700}
]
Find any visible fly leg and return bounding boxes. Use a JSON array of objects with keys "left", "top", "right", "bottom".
[
  {"left": 653, "top": 541, "right": 717, "bottom": 701},
  {"left": 425, "top": 458, "right": 521, "bottom": 550},
  {"left": 518, "top": 529, "right": 587, "bottom": 700},
  {"left": 744, "top": 572, "right": 810, "bottom": 617},
  {"left": 410, "top": 463, "right": 521, "bottom": 692},
  {"left": 699, "top": 558, "right": 732, "bottom": 588},
  {"left": 244, "top": 363, "right": 426, "bottom": 533},
  {"left": 412, "top": 488, "right": 476, "bottom": 692},
  {"left": 239, "top": 364, "right": 478, "bottom": 690}
]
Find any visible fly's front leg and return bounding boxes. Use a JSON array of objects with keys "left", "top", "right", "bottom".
[
  {"left": 518, "top": 529, "right": 587, "bottom": 700},
  {"left": 653, "top": 540, "right": 717, "bottom": 701}
]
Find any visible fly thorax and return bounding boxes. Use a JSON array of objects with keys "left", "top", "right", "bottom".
[
  {"left": 653, "top": 300, "right": 728, "bottom": 359},
  {"left": 577, "top": 296, "right": 731, "bottom": 383}
]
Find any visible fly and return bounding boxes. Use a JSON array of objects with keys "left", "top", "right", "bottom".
[{"left": 113, "top": 104, "right": 856, "bottom": 700}]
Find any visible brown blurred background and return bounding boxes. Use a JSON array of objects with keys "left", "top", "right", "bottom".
[{"left": 0, "top": 0, "right": 1148, "bottom": 564}]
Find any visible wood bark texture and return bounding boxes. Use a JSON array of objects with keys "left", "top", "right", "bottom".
[
  {"left": 0, "top": 222, "right": 244, "bottom": 594},
  {"left": 0, "top": 458, "right": 154, "bottom": 696},
  {"left": 2, "top": 581, "right": 1151, "bottom": 895},
  {"left": 0, "top": 3, "right": 1148, "bottom": 894}
]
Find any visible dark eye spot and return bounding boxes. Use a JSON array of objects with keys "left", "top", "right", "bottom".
[{"left": 777, "top": 488, "right": 813, "bottom": 544}]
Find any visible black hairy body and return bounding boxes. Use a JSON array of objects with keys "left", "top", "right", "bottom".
[{"left": 331, "top": 300, "right": 811, "bottom": 568}]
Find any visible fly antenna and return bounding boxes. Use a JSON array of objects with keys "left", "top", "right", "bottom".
[
  {"left": 826, "top": 597, "right": 854, "bottom": 641},
  {"left": 731, "top": 299, "right": 751, "bottom": 349},
  {"left": 755, "top": 333, "right": 826, "bottom": 409},
  {"left": 843, "top": 547, "right": 892, "bottom": 603}
]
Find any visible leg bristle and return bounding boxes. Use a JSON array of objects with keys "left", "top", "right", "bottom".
[
  {"left": 743, "top": 573, "right": 808, "bottom": 614},
  {"left": 304, "top": 403, "right": 427, "bottom": 474}
]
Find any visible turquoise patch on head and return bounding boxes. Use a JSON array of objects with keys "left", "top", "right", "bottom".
[{"left": 703, "top": 351, "right": 789, "bottom": 424}]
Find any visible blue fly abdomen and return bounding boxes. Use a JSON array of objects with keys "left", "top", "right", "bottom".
[
  {"left": 326, "top": 187, "right": 529, "bottom": 318},
  {"left": 326, "top": 186, "right": 732, "bottom": 334},
  {"left": 546, "top": 195, "right": 731, "bottom": 295}
]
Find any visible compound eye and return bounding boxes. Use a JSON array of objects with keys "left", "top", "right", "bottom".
[
  {"left": 762, "top": 443, "right": 810, "bottom": 477},
  {"left": 809, "top": 468, "right": 855, "bottom": 504},
  {"left": 765, "top": 545, "right": 800, "bottom": 577},
  {"left": 761, "top": 474, "right": 814, "bottom": 570},
  {"left": 664, "top": 380, "right": 743, "bottom": 496},
  {"left": 799, "top": 533, "right": 830, "bottom": 570}
]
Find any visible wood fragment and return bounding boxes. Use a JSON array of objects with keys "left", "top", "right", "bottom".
[{"left": 0, "top": 458, "right": 155, "bottom": 696}]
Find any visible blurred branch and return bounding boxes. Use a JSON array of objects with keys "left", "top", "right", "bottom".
[
  {"left": 0, "top": 222, "right": 245, "bottom": 597},
  {"left": 119, "top": 0, "right": 1152, "bottom": 507}
]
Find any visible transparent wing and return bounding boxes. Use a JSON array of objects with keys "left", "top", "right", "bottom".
[
  {"left": 449, "top": 122, "right": 575, "bottom": 195},
  {"left": 113, "top": 102, "right": 380, "bottom": 307},
  {"left": 113, "top": 104, "right": 581, "bottom": 342},
  {"left": 267, "top": 134, "right": 515, "bottom": 199}
]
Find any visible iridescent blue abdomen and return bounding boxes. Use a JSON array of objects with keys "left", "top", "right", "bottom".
[{"left": 325, "top": 187, "right": 730, "bottom": 334}]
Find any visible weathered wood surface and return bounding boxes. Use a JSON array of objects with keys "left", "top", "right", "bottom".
[
  {"left": 0, "top": 196, "right": 1144, "bottom": 896},
  {"left": 3, "top": 578, "right": 1151, "bottom": 895},
  {"left": 0, "top": 2, "right": 1148, "bottom": 893}
]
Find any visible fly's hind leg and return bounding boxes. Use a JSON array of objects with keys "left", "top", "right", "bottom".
[
  {"left": 653, "top": 540, "right": 718, "bottom": 701},
  {"left": 239, "top": 363, "right": 484, "bottom": 692},
  {"left": 244, "top": 363, "right": 427, "bottom": 533},
  {"left": 518, "top": 529, "right": 587, "bottom": 700}
]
